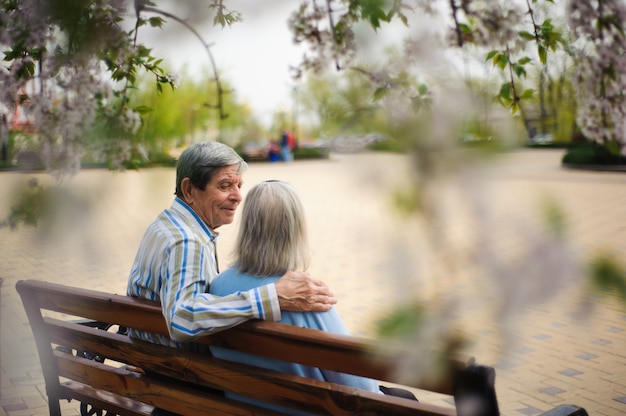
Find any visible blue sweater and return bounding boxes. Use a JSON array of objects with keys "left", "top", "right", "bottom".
[{"left": 209, "top": 268, "right": 380, "bottom": 414}]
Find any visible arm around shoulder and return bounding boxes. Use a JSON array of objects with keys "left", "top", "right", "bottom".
[
  {"left": 275, "top": 271, "right": 337, "bottom": 312},
  {"left": 167, "top": 286, "right": 281, "bottom": 341}
]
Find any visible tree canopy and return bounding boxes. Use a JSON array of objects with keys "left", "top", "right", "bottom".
[{"left": 2, "top": 0, "right": 626, "bottom": 174}]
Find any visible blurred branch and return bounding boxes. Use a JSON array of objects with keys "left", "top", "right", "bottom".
[{"left": 137, "top": 2, "right": 230, "bottom": 120}]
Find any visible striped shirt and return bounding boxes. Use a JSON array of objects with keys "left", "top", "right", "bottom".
[{"left": 127, "top": 197, "right": 281, "bottom": 348}]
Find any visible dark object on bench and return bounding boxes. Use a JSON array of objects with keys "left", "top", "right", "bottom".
[
  {"left": 453, "top": 363, "right": 500, "bottom": 416},
  {"left": 539, "top": 405, "right": 589, "bottom": 416}
]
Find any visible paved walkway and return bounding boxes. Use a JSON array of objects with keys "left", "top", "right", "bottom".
[{"left": 0, "top": 149, "right": 625, "bottom": 415}]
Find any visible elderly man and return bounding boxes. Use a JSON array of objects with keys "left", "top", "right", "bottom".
[{"left": 127, "top": 141, "right": 336, "bottom": 348}]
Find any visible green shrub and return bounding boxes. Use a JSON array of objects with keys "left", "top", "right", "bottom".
[
  {"left": 146, "top": 151, "right": 177, "bottom": 167},
  {"left": 367, "top": 139, "right": 406, "bottom": 153},
  {"left": 293, "top": 147, "right": 329, "bottom": 160},
  {"left": 562, "top": 141, "right": 626, "bottom": 165}
]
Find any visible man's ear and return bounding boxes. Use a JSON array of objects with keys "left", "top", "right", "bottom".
[{"left": 180, "top": 178, "right": 194, "bottom": 203}]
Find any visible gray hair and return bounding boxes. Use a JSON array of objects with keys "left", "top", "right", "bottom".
[
  {"left": 175, "top": 141, "right": 247, "bottom": 197},
  {"left": 233, "top": 180, "right": 311, "bottom": 276}
]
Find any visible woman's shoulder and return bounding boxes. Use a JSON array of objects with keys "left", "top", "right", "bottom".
[{"left": 210, "top": 269, "right": 280, "bottom": 295}]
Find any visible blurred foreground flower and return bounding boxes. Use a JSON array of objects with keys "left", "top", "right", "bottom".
[
  {"left": 589, "top": 253, "right": 626, "bottom": 300},
  {"left": 3, "top": 178, "right": 49, "bottom": 229}
]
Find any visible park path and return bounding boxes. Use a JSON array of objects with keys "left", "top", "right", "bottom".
[{"left": 1, "top": 149, "right": 625, "bottom": 415}]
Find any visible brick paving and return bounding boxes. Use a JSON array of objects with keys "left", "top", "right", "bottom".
[{"left": 1, "top": 149, "right": 625, "bottom": 415}]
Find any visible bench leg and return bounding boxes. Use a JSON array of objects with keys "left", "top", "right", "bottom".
[{"left": 48, "top": 399, "right": 61, "bottom": 416}]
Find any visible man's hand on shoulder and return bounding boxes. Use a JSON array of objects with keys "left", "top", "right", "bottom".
[{"left": 275, "top": 271, "right": 337, "bottom": 312}]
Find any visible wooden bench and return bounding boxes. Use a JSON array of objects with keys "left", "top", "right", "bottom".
[{"left": 16, "top": 279, "right": 498, "bottom": 415}]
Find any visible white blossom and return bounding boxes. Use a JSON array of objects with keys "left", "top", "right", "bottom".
[
  {"left": 166, "top": 72, "right": 181, "bottom": 89},
  {"left": 567, "top": 0, "right": 626, "bottom": 154}
]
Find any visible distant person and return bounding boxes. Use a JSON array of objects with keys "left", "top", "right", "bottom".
[
  {"left": 280, "top": 130, "right": 294, "bottom": 162},
  {"left": 127, "top": 141, "right": 336, "bottom": 350},
  {"left": 209, "top": 180, "right": 380, "bottom": 414},
  {"left": 267, "top": 140, "right": 281, "bottom": 162}
]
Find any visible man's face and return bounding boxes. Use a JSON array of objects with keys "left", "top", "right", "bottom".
[{"left": 184, "top": 164, "right": 243, "bottom": 229}]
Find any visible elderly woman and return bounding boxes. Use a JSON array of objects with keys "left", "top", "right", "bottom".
[{"left": 210, "top": 180, "right": 380, "bottom": 414}]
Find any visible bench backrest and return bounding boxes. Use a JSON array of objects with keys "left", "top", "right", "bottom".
[{"left": 17, "top": 279, "right": 467, "bottom": 416}]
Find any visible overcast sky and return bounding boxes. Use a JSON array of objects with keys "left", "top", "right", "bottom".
[{"left": 137, "top": 1, "right": 308, "bottom": 128}]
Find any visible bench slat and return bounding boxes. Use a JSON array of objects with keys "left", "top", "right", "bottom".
[
  {"left": 208, "top": 320, "right": 467, "bottom": 394},
  {"left": 19, "top": 280, "right": 170, "bottom": 336},
  {"left": 55, "top": 352, "right": 283, "bottom": 416},
  {"left": 19, "top": 279, "right": 465, "bottom": 392},
  {"left": 48, "top": 319, "right": 455, "bottom": 416},
  {"left": 58, "top": 381, "right": 155, "bottom": 416}
]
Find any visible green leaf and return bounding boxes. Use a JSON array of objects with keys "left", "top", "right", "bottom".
[
  {"left": 136, "top": 45, "right": 152, "bottom": 57},
  {"left": 212, "top": 10, "right": 241, "bottom": 28},
  {"left": 16, "top": 60, "right": 36, "bottom": 79},
  {"left": 538, "top": 45, "right": 547, "bottom": 65},
  {"left": 3, "top": 47, "right": 19, "bottom": 61},
  {"left": 148, "top": 17, "right": 165, "bottom": 28},
  {"left": 132, "top": 105, "right": 153, "bottom": 114},
  {"left": 518, "top": 56, "right": 532, "bottom": 65},
  {"left": 519, "top": 30, "right": 535, "bottom": 41},
  {"left": 499, "top": 83, "right": 512, "bottom": 100},
  {"left": 521, "top": 89, "right": 535, "bottom": 99},
  {"left": 486, "top": 50, "right": 498, "bottom": 61},
  {"left": 540, "top": 20, "right": 565, "bottom": 51},
  {"left": 358, "top": 0, "right": 391, "bottom": 30},
  {"left": 373, "top": 86, "right": 388, "bottom": 101},
  {"left": 513, "top": 65, "right": 526, "bottom": 78},
  {"left": 137, "top": 0, "right": 157, "bottom": 7},
  {"left": 496, "top": 54, "right": 508, "bottom": 69},
  {"left": 396, "top": 11, "right": 408, "bottom": 26},
  {"left": 540, "top": 19, "right": 554, "bottom": 31},
  {"left": 459, "top": 23, "right": 472, "bottom": 34}
]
